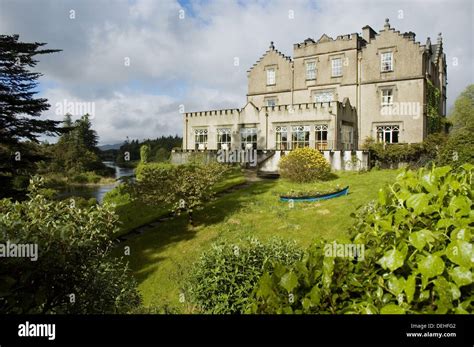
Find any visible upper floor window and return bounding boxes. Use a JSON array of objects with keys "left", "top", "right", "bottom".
[
  {"left": 381, "top": 89, "right": 394, "bottom": 106},
  {"left": 376, "top": 125, "right": 399, "bottom": 143},
  {"left": 266, "top": 98, "right": 277, "bottom": 107},
  {"left": 381, "top": 52, "right": 393, "bottom": 72},
  {"left": 266, "top": 68, "right": 276, "bottom": 85},
  {"left": 306, "top": 61, "right": 316, "bottom": 80},
  {"left": 331, "top": 58, "right": 342, "bottom": 77},
  {"left": 314, "top": 90, "right": 334, "bottom": 103}
]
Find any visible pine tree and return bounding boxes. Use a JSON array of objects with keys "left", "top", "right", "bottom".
[{"left": 0, "top": 34, "right": 62, "bottom": 197}]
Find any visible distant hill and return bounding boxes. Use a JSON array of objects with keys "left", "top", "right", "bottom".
[{"left": 98, "top": 143, "right": 122, "bottom": 151}]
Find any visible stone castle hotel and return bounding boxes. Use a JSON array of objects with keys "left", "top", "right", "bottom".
[{"left": 182, "top": 19, "right": 446, "bottom": 165}]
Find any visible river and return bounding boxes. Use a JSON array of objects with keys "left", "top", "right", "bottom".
[{"left": 55, "top": 161, "right": 135, "bottom": 203}]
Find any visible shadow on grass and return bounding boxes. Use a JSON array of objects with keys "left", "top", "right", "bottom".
[{"left": 113, "top": 178, "right": 276, "bottom": 286}]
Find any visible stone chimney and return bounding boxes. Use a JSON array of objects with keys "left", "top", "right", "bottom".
[{"left": 361, "top": 25, "right": 376, "bottom": 43}]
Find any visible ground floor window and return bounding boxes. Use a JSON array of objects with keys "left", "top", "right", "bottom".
[
  {"left": 341, "top": 125, "right": 354, "bottom": 150},
  {"left": 291, "top": 125, "right": 310, "bottom": 148},
  {"left": 275, "top": 126, "right": 289, "bottom": 150},
  {"left": 315, "top": 124, "right": 328, "bottom": 150},
  {"left": 376, "top": 125, "right": 399, "bottom": 143},
  {"left": 194, "top": 128, "right": 208, "bottom": 150},
  {"left": 217, "top": 128, "right": 231, "bottom": 150},
  {"left": 241, "top": 128, "right": 257, "bottom": 150}
]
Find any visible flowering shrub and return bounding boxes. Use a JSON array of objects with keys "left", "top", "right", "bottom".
[{"left": 279, "top": 147, "right": 331, "bottom": 183}]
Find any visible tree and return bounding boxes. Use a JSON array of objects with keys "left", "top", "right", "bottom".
[
  {"left": 450, "top": 84, "right": 474, "bottom": 134},
  {"left": 0, "top": 34, "right": 62, "bottom": 197},
  {"left": 140, "top": 144, "right": 150, "bottom": 163},
  {"left": 0, "top": 177, "right": 141, "bottom": 313},
  {"left": 132, "top": 162, "right": 229, "bottom": 226}
]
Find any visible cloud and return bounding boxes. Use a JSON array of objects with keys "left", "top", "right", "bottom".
[{"left": 0, "top": 0, "right": 472, "bottom": 144}]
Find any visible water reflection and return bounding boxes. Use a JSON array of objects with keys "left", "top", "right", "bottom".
[{"left": 56, "top": 161, "right": 135, "bottom": 203}]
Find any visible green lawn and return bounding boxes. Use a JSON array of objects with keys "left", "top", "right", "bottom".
[
  {"left": 108, "top": 168, "right": 246, "bottom": 237},
  {"left": 113, "top": 169, "right": 400, "bottom": 311}
]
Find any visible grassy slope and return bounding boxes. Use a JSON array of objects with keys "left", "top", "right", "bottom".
[
  {"left": 114, "top": 169, "right": 399, "bottom": 310},
  {"left": 111, "top": 168, "right": 246, "bottom": 237}
]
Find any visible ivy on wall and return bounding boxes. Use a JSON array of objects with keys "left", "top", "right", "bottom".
[{"left": 426, "top": 79, "right": 444, "bottom": 134}]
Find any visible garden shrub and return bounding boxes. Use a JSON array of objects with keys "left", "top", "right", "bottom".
[
  {"left": 248, "top": 165, "right": 473, "bottom": 314},
  {"left": 367, "top": 133, "right": 448, "bottom": 169},
  {"left": 187, "top": 238, "right": 303, "bottom": 314},
  {"left": 437, "top": 129, "right": 474, "bottom": 168},
  {"left": 279, "top": 147, "right": 331, "bottom": 183},
  {"left": 0, "top": 177, "right": 141, "bottom": 314}
]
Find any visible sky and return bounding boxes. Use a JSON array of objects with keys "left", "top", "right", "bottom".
[{"left": 0, "top": 0, "right": 473, "bottom": 145}]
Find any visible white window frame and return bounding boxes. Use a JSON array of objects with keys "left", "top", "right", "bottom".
[
  {"left": 376, "top": 125, "right": 399, "bottom": 144},
  {"left": 217, "top": 128, "right": 231, "bottom": 150},
  {"left": 331, "top": 58, "right": 342, "bottom": 77},
  {"left": 240, "top": 128, "right": 257, "bottom": 150},
  {"left": 194, "top": 128, "right": 208, "bottom": 150},
  {"left": 275, "top": 126, "right": 289, "bottom": 150},
  {"left": 381, "top": 88, "right": 394, "bottom": 107},
  {"left": 265, "top": 98, "right": 277, "bottom": 107},
  {"left": 315, "top": 124, "right": 328, "bottom": 150},
  {"left": 314, "top": 90, "right": 335, "bottom": 103},
  {"left": 291, "top": 125, "right": 310, "bottom": 149},
  {"left": 381, "top": 52, "right": 393, "bottom": 72},
  {"left": 266, "top": 68, "right": 276, "bottom": 85},
  {"left": 306, "top": 61, "right": 316, "bottom": 80}
]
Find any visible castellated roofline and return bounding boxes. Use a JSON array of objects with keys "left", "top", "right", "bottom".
[{"left": 184, "top": 99, "right": 355, "bottom": 118}]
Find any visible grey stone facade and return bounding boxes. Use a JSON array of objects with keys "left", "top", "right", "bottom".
[{"left": 182, "top": 18, "right": 447, "bottom": 152}]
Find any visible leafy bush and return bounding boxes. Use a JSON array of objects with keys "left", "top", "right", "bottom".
[
  {"left": 279, "top": 147, "right": 331, "bottom": 183},
  {"left": 70, "top": 171, "right": 102, "bottom": 184},
  {"left": 367, "top": 133, "right": 448, "bottom": 169},
  {"left": 437, "top": 129, "right": 474, "bottom": 168},
  {"left": 0, "top": 177, "right": 141, "bottom": 313},
  {"left": 187, "top": 238, "right": 303, "bottom": 314},
  {"left": 248, "top": 165, "right": 473, "bottom": 314},
  {"left": 133, "top": 162, "right": 229, "bottom": 225}
]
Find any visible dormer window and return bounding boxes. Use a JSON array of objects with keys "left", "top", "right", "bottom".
[
  {"left": 331, "top": 58, "right": 342, "bottom": 77},
  {"left": 306, "top": 61, "right": 316, "bottom": 80},
  {"left": 381, "top": 52, "right": 393, "bottom": 72},
  {"left": 266, "top": 68, "right": 276, "bottom": 85}
]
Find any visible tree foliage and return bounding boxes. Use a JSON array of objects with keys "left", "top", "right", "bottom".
[
  {"left": 132, "top": 162, "right": 229, "bottom": 225},
  {"left": 0, "top": 177, "right": 141, "bottom": 313},
  {"left": 450, "top": 84, "right": 474, "bottom": 134},
  {"left": 0, "top": 34, "right": 62, "bottom": 197}
]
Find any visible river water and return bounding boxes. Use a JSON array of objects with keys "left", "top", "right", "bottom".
[{"left": 56, "top": 161, "right": 135, "bottom": 203}]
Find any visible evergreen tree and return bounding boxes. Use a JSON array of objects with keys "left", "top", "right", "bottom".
[{"left": 0, "top": 34, "right": 62, "bottom": 197}]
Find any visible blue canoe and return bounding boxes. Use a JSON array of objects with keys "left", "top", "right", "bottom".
[{"left": 280, "top": 186, "right": 349, "bottom": 202}]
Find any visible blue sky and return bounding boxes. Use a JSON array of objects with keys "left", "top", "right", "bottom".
[{"left": 0, "top": 0, "right": 472, "bottom": 145}]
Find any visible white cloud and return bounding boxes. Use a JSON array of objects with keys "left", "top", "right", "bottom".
[{"left": 0, "top": 0, "right": 472, "bottom": 144}]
